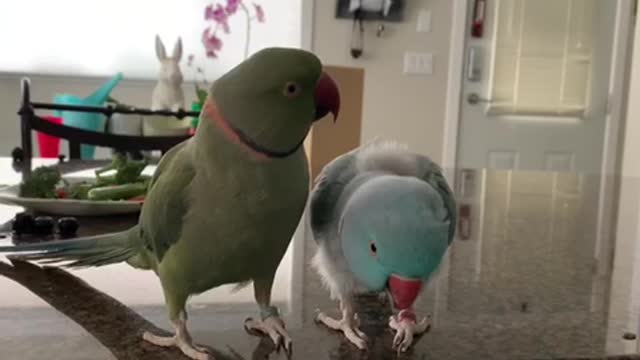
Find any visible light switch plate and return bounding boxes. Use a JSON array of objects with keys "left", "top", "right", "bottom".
[
  {"left": 417, "top": 10, "right": 432, "bottom": 32},
  {"left": 404, "top": 52, "right": 434, "bottom": 75}
]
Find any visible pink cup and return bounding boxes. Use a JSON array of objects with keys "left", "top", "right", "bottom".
[{"left": 37, "top": 116, "right": 63, "bottom": 158}]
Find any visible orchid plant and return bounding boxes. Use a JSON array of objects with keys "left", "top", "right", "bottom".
[
  {"left": 187, "top": 0, "right": 266, "bottom": 107},
  {"left": 186, "top": 55, "right": 209, "bottom": 107}
]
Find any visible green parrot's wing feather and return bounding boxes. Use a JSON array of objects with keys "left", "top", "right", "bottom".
[
  {"left": 147, "top": 141, "right": 188, "bottom": 190},
  {"left": 415, "top": 155, "right": 458, "bottom": 244},
  {"left": 140, "top": 141, "right": 195, "bottom": 262},
  {"left": 309, "top": 149, "right": 359, "bottom": 243}
]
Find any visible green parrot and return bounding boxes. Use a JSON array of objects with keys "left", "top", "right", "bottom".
[{"left": 0, "top": 47, "right": 340, "bottom": 360}]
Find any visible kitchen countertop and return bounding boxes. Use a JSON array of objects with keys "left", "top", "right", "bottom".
[{"left": 0, "top": 158, "right": 638, "bottom": 360}]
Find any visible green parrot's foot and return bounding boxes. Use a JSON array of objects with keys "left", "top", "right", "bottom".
[
  {"left": 244, "top": 316, "right": 293, "bottom": 357},
  {"left": 315, "top": 310, "right": 368, "bottom": 350},
  {"left": 389, "top": 311, "right": 431, "bottom": 353},
  {"left": 142, "top": 331, "right": 213, "bottom": 360}
]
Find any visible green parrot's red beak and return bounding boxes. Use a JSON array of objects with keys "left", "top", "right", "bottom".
[
  {"left": 314, "top": 71, "right": 340, "bottom": 122},
  {"left": 388, "top": 274, "right": 422, "bottom": 310}
]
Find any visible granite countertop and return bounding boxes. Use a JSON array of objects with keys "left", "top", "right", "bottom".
[{"left": 0, "top": 160, "right": 638, "bottom": 359}]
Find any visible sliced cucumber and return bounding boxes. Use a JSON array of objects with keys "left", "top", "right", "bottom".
[{"left": 87, "top": 182, "right": 147, "bottom": 201}]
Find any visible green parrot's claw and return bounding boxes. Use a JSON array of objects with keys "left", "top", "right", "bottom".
[
  {"left": 244, "top": 316, "right": 293, "bottom": 357},
  {"left": 142, "top": 330, "right": 214, "bottom": 360},
  {"left": 285, "top": 342, "right": 293, "bottom": 359},
  {"left": 280, "top": 336, "right": 293, "bottom": 359}
]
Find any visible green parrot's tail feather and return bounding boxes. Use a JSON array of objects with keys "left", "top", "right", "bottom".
[{"left": 0, "top": 227, "right": 141, "bottom": 269}]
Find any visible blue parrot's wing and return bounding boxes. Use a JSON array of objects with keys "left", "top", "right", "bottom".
[
  {"left": 140, "top": 140, "right": 194, "bottom": 262},
  {"left": 415, "top": 155, "right": 458, "bottom": 244},
  {"left": 309, "top": 149, "right": 359, "bottom": 243}
]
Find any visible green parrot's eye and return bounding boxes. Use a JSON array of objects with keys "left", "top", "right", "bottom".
[
  {"left": 370, "top": 242, "right": 377, "bottom": 256},
  {"left": 283, "top": 82, "right": 302, "bottom": 98}
]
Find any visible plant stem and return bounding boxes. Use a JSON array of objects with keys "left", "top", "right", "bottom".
[{"left": 240, "top": 2, "right": 252, "bottom": 59}]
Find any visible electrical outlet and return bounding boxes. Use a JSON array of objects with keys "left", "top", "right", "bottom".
[
  {"left": 404, "top": 52, "right": 434, "bottom": 75},
  {"left": 417, "top": 10, "right": 432, "bottom": 32}
]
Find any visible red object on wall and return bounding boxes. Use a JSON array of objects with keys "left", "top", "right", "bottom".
[
  {"left": 458, "top": 204, "right": 472, "bottom": 240},
  {"left": 37, "top": 116, "right": 63, "bottom": 158},
  {"left": 471, "top": 0, "right": 486, "bottom": 38}
]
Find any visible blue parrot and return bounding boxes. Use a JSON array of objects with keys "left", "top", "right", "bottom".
[{"left": 308, "top": 139, "right": 457, "bottom": 352}]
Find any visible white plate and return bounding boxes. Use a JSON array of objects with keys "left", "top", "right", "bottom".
[{"left": 0, "top": 176, "right": 143, "bottom": 216}]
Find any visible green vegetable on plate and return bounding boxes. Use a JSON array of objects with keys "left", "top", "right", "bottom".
[
  {"left": 18, "top": 153, "right": 151, "bottom": 202},
  {"left": 19, "top": 166, "right": 62, "bottom": 198},
  {"left": 66, "top": 182, "right": 95, "bottom": 200},
  {"left": 95, "top": 153, "right": 148, "bottom": 185},
  {"left": 87, "top": 182, "right": 148, "bottom": 201}
]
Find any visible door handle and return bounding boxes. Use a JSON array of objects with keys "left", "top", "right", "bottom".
[{"left": 467, "top": 93, "right": 492, "bottom": 105}]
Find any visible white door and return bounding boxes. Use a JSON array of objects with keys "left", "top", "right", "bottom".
[
  {"left": 456, "top": 0, "right": 618, "bottom": 173},
  {"left": 444, "top": 0, "right": 635, "bottom": 325}
]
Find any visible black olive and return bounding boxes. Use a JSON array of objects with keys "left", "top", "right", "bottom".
[
  {"left": 12, "top": 212, "right": 34, "bottom": 235},
  {"left": 33, "top": 216, "right": 55, "bottom": 235},
  {"left": 11, "top": 147, "right": 24, "bottom": 163},
  {"left": 57, "top": 217, "right": 79, "bottom": 237}
]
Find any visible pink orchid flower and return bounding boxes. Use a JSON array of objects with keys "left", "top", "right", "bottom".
[
  {"left": 205, "top": 3, "right": 230, "bottom": 33},
  {"left": 204, "top": 5, "right": 215, "bottom": 20},
  {"left": 225, "top": 0, "right": 241, "bottom": 15},
  {"left": 253, "top": 3, "right": 265, "bottom": 23},
  {"left": 202, "top": 28, "right": 223, "bottom": 58},
  {"left": 200, "top": 1, "right": 266, "bottom": 59}
]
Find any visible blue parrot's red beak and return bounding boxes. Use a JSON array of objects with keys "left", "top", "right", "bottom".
[
  {"left": 314, "top": 71, "right": 340, "bottom": 122},
  {"left": 388, "top": 274, "right": 422, "bottom": 310}
]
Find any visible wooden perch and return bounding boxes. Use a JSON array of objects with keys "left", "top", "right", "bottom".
[{"left": 0, "top": 259, "right": 276, "bottom": 360}]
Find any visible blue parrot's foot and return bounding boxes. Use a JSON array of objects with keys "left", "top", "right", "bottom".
[
  {"left": 244, "top": 315, "right": 293, "bottom": 357},
  {"left": 314, "top": 309, "right": 368, "bottom": 350},
  {"left": 142, "top": 326, "right": 213, "bottom": 360},
  {"left": 389, "top": 311, "right": 431, "bottom": 353}
]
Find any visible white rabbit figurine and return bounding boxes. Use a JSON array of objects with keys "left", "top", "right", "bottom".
[
  {"left": 151, "top": 35, "right": 185, "bottom": 112},
  {"left": 145, "top": 35, "right": 191, "bottom": 139}
]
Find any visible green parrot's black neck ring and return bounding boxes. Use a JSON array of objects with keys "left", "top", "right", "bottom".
[{"left": 226, "top": 120, "right": 305, "bottom": 159}]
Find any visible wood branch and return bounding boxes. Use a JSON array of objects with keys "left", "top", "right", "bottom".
[{"left": 0, "top": 259, "right": 263, "bottom": 360}]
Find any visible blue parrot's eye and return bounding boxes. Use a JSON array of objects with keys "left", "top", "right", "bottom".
[
  {"left": 369, "top": 242, "right": 377, "bottom": 256},
  {"left": 283, "top": 82, "right": 302, "bottom": 98}
]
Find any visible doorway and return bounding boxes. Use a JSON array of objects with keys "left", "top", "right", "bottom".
[
  {"left": 457, "top": 0, "right": 624, "bottom": 172},
  {"left": 442, "top": 0, "right": 635, "bottom": 325}
]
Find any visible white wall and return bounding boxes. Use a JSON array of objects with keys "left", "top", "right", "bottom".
[
  {"left": 0, "top": 0, "right": 302, "bottom": 80},
  {"left": 311, "top": 0, "right": 454, "bottom": 160},
  {"left": 609, "top": 11, "right": 640, "bottom": 354}
]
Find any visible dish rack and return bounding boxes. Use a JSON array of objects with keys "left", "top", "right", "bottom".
[{"left": 16, "top": 77, "right": 200, "bottom": 180}]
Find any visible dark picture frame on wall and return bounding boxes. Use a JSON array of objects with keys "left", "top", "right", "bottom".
[{"left": 335, "top": 0, "right": 406, "bottom": 22}]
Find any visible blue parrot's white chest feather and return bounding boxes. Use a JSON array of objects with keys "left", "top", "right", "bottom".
[{"left": 312, "top": 238, "right": 370, "bottom": 301}]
